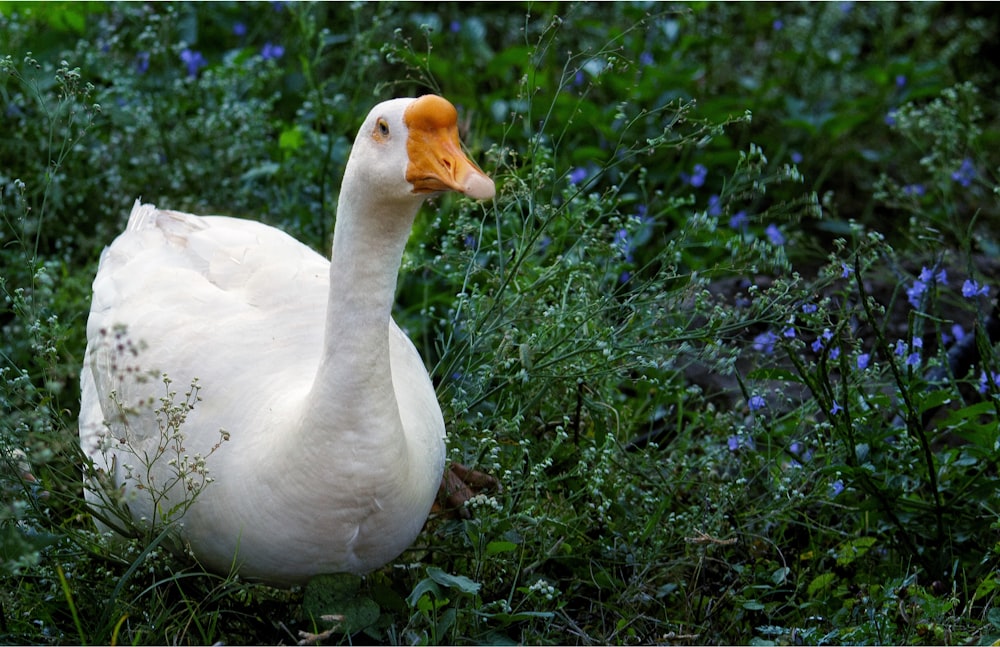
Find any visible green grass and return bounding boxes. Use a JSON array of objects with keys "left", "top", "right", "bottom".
[{"left": 2, "top": 2, "right": 999, "bottom": 644}]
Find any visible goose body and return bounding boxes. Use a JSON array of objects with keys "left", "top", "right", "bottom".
[{"left": 79, "top": 95, "right": 494, "bottom": 586}]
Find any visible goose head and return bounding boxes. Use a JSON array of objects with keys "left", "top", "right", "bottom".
[{"left": 344, "top": 94, "right": 495, "bottom": 207}]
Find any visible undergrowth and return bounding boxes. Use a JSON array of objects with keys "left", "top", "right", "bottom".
[{"left": 2, "top": 2, "right": 999, "bottom": 645}]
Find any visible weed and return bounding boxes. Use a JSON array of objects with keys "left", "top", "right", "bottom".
[{"left": 2, "top": 3, "right": 998, "bottom": 645}]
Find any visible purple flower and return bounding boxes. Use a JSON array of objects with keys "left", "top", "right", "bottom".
[
  {"left": 812, "top": 328, "right": 834, "bottom": 353},
  {"left": 707, "top": 194, "right": 722, "bottom": 217},
  {"left": 728, "top": 434, "right": 755, "bottom": 451},
  {"left": 261, "top": 42, "right": 285, "bottom": 60},
  {"left": 885, "top": 109, "right": 898, "bottom": 127},
  {"left": 831, "top": 400, "right": 843, "bottom": 415},
  {"left": 568, "top": 167, "right": 587, "bottom": 185},
  {"left": 765, "top": 223, "right": 785, "bottom": 246},
  {"left": 450, "top": 20, "right": 461, "bottom": 33},
  {"left": 748, "top": 395, "right": 766, "bottom": 411},
  {"left": 906, "top": 279, "right": 927, "bottom": 308},
  {"left": 788, "top": 441, "right": 813, "bottom": 466},
  {"left": 829, "top": 480, "right": 845, "bottom": 497},
  {"left": 841, "top": 263, "right": 853, "bottom": 279},
  {"left": 908, "top": 266, "right": 949, "bottom": 308},
  {"left": 753, "top": 331, "right": 778, "bottom": 354},
  {"left": 895, "top": 74, "right": 907, "bottom": 88},
  {"left": 640, "top": 51, "right": 654, "bottom": 66},
  {"left": 727, "top": 211, "right": 747, "bottom": 231},
  {"left": 830, "top": 347, "right": 841, "bottom": 360},
  {"left": 857, "top": 353, "right": 871, "bottom": 370},
  {"left": 980, "top": 371, "right": 1000, "bottom": 394},
  {"left": 926, "top": 267, "right": 947, "bottom": 284},
  {"left": 802, "top": 303, "right": 818, "bottom": 314},
  {"left": 233, "top": 22, "right": 247, "bottom": 37},
  {"left": 951, "top": 158, "right": 975, "bottom": 187},
  {"left": 686, "top": 163, "right": 707, "bottom": 188},
  {"left": 902, "top": 183, "right": 925, "bottom": 197},
  {"left": 180, "top": 49, "right": 207, "bottom": 78},
  {"left": 783, "top": 325, "right": 796, "bottom": 339},
  {"left": 135, "top": 51, "right": 150, "bottom": 74},
  {"left": 962, "top": 279, "right": 989, "bottom": 298},
  {"left": 613, "top": 229, "right": 634, "bottom": 262},
  {"left": 894, "top": 339, "right": 907, "bottom": 356},
  {"left": 773, "top": 19, "right": 784, "bottom": 30},
  {"left": 791, "top": 151, "right": 803, "bottom": 164}
]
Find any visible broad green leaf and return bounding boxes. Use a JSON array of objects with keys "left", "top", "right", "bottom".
[
  {"left": 807, "top": 572, "right": 836, "bottom": 597},
  {"left": 487, "top": 540, "right": 518, "bottom": 555},
  {"left": 406, "top": 577, "right": 442, "bottom": 607},
  {"left": 303, "top": 573, "right": 380, "bottom": 634},
  {"left": 834, "top": 536, "right": 877, "bottom": 567},
  {"left": 279, "top": 126, "right": 304, "bottom": 151},
  {"left": 426, "top": 566, "right": 481, "bottom": 595}
]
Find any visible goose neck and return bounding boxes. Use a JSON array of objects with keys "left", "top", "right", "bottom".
[
  {"left": 297, "top": 185, "right": 423, "bottom": 457},
  {"left": 327, "top": 191, "right": 419, "bottom": 334}
]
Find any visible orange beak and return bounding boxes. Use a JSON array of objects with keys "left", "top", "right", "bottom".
[{"left": 403, "top": 95, "right": 495, "bottom": 200}]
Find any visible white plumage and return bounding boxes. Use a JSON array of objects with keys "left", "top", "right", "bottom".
[{"left": 79, "top": 95, "right": 495, "bottom": 586}]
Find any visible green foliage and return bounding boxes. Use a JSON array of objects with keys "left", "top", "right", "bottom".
[
  {"left": 302, "top": 573, "right": 380, "bottom": 637},
  {"left": 2, "top": 2, "right": 999, "bottom": 645}
]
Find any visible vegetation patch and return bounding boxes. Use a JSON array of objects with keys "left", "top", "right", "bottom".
[{"left": 2, "top": 2, "right": 998, "bottom": 644}]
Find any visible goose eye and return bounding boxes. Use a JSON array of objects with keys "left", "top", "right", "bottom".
[{"left": 375, "top": 118, "right": 390, "bottom": 139}]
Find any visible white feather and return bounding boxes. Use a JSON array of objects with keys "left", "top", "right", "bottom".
[{"left": 79, "top": 96, "right": 494, "bottom": 586}]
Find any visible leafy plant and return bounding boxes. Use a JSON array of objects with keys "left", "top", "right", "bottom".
[{"left": 2, "top": 2, "right": 999, "bottom": 645}]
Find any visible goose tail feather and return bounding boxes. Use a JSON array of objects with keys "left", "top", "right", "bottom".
[{"left": 126, "top": 198, "right": 159, "bottom": 232}]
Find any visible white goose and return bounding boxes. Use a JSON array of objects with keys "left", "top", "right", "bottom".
[{"left": 79, "top": 94, "right": 495, "bottom": 587}]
